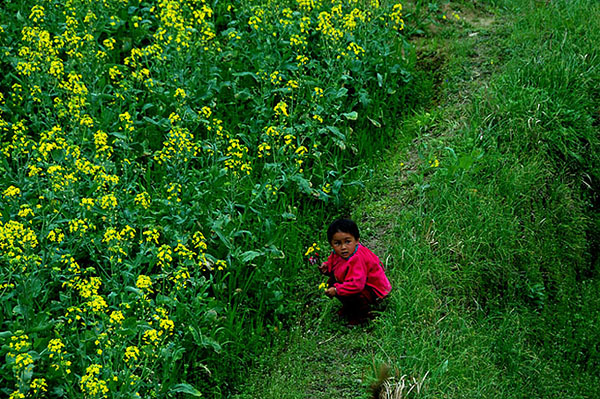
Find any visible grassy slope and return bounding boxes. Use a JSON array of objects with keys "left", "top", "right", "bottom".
[{"left": 233, "top": 0, "right": 600, "bottom": 397}]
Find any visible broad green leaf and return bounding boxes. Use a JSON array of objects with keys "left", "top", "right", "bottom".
[
  {"left": 240, "top": 250, "right": 262, "bottom": 263},
  {"left": 170, "top": 383, "right": 203, "bottom": 397},
  {"left": 342, "top": 111, "right": 358, "bottom": 120}
]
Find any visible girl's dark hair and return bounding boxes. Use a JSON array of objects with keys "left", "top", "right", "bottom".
[{"left": 327, "top": 218, "right": 360, "bottom": 242}]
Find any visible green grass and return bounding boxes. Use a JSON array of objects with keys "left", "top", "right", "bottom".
[{"left": 235, "top": 0, "right": 600, "bottom": 397}]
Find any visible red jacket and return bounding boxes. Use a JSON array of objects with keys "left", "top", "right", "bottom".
[{"left": 324, "top": 244, "right": 391, "bottom": 298}]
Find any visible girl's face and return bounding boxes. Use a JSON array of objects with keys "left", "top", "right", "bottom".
[{"left": 330, "top": 231, "right": 358, "bottom": 259}]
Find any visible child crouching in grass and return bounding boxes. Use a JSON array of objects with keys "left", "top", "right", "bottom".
[{"left": 318, "top": 218, "right": 391, "bottom": 325}]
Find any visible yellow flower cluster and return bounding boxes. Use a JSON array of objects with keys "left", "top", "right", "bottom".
[
  {"left": 80, "top": 364, "right": 109, "bottom": 398},
  {"left": 134, "top": 192, "right": 151, "bottom": 209},
  {"left": 343, "top": 8, "right": 367, "bottom": 31},
  {"left": 0, "top": 0, "right": 408, "bottom": 394},
  {"left": 109, "top": 310, "right": 125, "bottom": 325},
  {"left": 143, "top": 228, "right": 160, "bottom": 245},
  {"left": 150, "top": 307, "right": 175, "bottom": 337},
  {"left": 124, "top": 345, "right": 140, "bottom": 364},
  {"left": 343, "top": 42, "right": 366, "bottom": 59},
  {"left": 297, "top": 0, "right": 316, "bottom": 12},
  {"left": 30, "top": 378, "right": 48, "bottom": 394},
  {"left": 171, "top": 267, "right": 191, "bottom": 290},
  {"left": 258, "top": 142, "right": 272, "bottom": 158},
  {"left": 154, "top": 126, "right": 199, "bottom": 165},
  {"left": 305, "top": 242, "right": 321, "bottom": 256},
  {"left": 389, "top": 3, "right": 405, "bottom": 31},
  {"left": 0, "top": 220, "right": 39, "bottom": 260},
  {"left": 102, "top": 225, "right": 136, "bottom": 259},
  {"left": 225, "top": 138, "right": 252, "bottom": 175},
  {"left": 136, "top": 274, "right": 153, "bottom": 295},
  {"left": 317, "top": 11, "right": 343, "bottom": 41},
  {"left": 3, "top": 186, "right": 21, "bottom": 198},
  {"left": 9, "top": 334, "right": 30, "bottom": 353},
  {"left": 274, "top": 101, "right": 289, "bottom": 117},
  {"left": 48, "top": 338, "right": 72, "bottom": 373}
]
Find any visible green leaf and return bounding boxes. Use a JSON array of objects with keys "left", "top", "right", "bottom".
[
  {"left": 201, "top": 336, "right": 222, "bottom": 353},
  {"left": 240, "top": 250, "right": 262, "bottom": 263},
  {"left": 342, "top": 111, "right": 358, "bottom": 120},
  {"left": 170, "top": 383, "right": 203, "bottom": 397},
  {"left": 110, "top": 131, "right": 128, "bottom": 140},
  {"left": 142, "top": 103, "right": 154, "bottom": 112},
  {"left": 291, "top": 175, "right": 313, "bottom": 195},
  {"left": 368, "top": 117, "right": 381, "bottom": 128},
  {"left": 325, "top": 126, "right": 345, "bottom": 140},
  {"left": 336, "top": 87, "right": 348, "bottom": 98},
  {"left": 281, "top": 212, "right": 296, "bottom": 220},
  {"left": 142, "top": 116, "right": 163, "bottom": 127}
]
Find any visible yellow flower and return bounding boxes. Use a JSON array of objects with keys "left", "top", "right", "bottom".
[
  {"left": 390, "top": 3, "right": 405, "bottom": 30},
  {"left": 295, "top": 146, "right": 308, "bottom": 156},
  {"left": 174, "top": 87, "right": 187, "bottom": 99},
  {"left": 124, "top": 346, "right": 140, "bottom": 363},
  {"left": 9, "top": 391, "right": 25, "bottom": 399},
  {"left": 109, "top": 310, "right": 125, "bottom": 325},
  {"left": 297, "top": 0, "right": 315, "bottom": 12},
  {"left": 48, "top": 339, "right": 65, "bottom": 357},
  {"left": 3, "top": 185, "right": 21, "bottom": 198},
  {"left": 305, "top": 242, "right": 320, "bottom": 256},
  {"left": 143, "top": 228, "right": 160, "bottom": 244},
  {"left": 31, "top": 378, "right": 48, "bottom": 393},
  {"left": 80, "top": 364, "right": 109, "bottom": 398},
  {"left": 200, "top": 106, "right": 212, "bottom": 118},
  {"left": 274, "top": 101, "right": 289, "bottom": 117},
  {"left": 258, "top": 142, "right": 271, "bottom": 158},
  {"left": 9, "top": 334, "right": 30, "bottom": 352},
  {"left": 143, "top": 329, "right": 159, "bottom": 345},
  {"left": 134, "top": 192, "right": 151, "bottom": 209},
  {"left": 248, "top": 15, "right": 262, "bottom": 30},
  {"left": 157, "top": 244, "right": 173, "bottom": 267},
  {"left": 80, "top": 197, "right": 95, "bottom": 210},
  {"left": 18, "top": 205, "right": 34, "bottom": 218},
  {"left": 100, "top": 193, "right": 118, "bottom": 209},
  {"left": 28, "top": 5, "right": 45, "bottom": 23},
  {"left": 347, "top": 42, "right": 365, "bottom": 58},
  {"left": 296, "top": 54, "right": 309, "bottom": 66},
  {"left": 14, "top": 353, "right": 34, "bottom": 372},
  {"left": 103, "top": 38, "right": 116, "bottom": 50},
  {"left": 136, "top": 275, "right": 153, "bottom": 292},
  {"left": 270, "top": 71, "right": 283, "bottom": 85},
  {"left": 216, "top": 259, "right": 227, "bottom": 270}
]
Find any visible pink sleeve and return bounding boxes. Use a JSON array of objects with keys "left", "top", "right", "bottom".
[{"left": 334, "top": 256, "right": 367, "bottom": 296}]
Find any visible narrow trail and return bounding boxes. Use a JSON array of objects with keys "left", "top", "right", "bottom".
[{"left": 235, "top": 3, "right": 501, "bottom": 398}]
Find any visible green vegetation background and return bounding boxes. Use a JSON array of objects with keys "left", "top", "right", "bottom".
[
  {"left": 237, "top": 0, "right": 600, "bottom": 397},
  {"left": 0, "top": 0, "right": 598, "bottom": 397}
]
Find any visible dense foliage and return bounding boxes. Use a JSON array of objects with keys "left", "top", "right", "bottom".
[{"left": 0, "top": 0, "right": 414, "bottom": 397}]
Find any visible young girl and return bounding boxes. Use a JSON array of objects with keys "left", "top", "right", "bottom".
[{"left": 318, "top": 218, "right": 392, "bottom": 325}]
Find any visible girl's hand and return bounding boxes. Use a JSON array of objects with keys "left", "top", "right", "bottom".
[
  {"left": 318, "top": 261, "right": 328, "bottom": 275},
  {"left": 325, "top": 287, "right": 336, "bottom": 298}
]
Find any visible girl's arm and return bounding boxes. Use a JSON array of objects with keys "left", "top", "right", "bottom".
[{"left": 319, "top": 251, "right": 335, "bottom": 275}]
